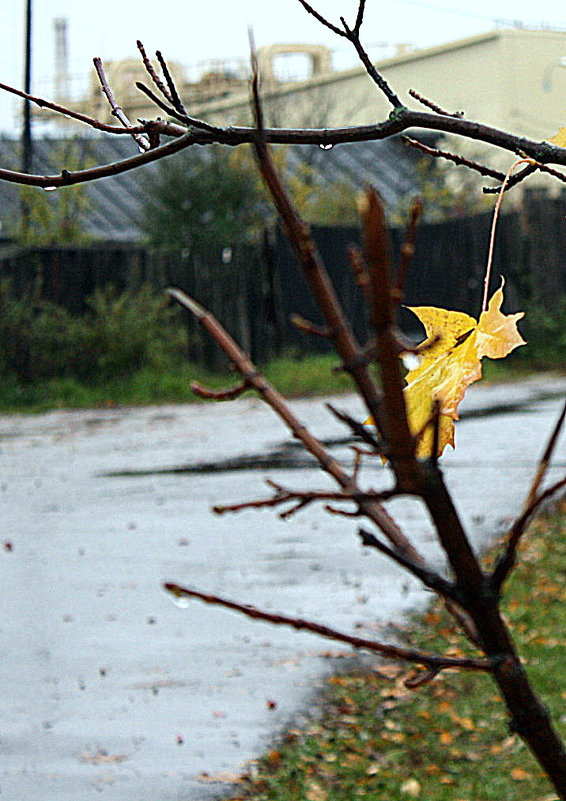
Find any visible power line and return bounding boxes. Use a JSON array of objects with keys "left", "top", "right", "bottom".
[{"left": 395, "top": 0, "right": 566, "bottom": 32}]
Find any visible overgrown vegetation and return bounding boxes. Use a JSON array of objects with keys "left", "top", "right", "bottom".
[
  {"left": 229, "top": 501, "right": 566, "bottom": 801},
  {"left": 140, "top": 144, "right": 270, "bottom": 255},
  {"left": 0, "top": 273, "right": 559, "bottom": 414},
  {"left": 16, "top": 138, "right": 95, "bottom": 245},
  {"left": 0, "top": 280, "right": 186, "bottom": 385}
]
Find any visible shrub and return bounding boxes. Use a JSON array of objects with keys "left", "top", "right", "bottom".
[{"left": 0, "top": 281, "right": 187, "bottom": 383}]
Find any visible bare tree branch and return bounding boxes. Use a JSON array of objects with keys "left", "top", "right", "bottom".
[
  {"left": 402, "top": 135, "right": 507, "bottom": 182},
  {"left": 213, "top": 480, "right": 400, "bottom": 519},
  {"left": 359, "top": 188, "right": 419, "bottom": 489},
  {"left": 249, "top": 49, "right": 390, "bottom": 455},
  {"left": 2, "top": 102, "right": 566, "bottom": 188},
  {"left": 163, "top": 582, "right": 494, "bottom": 675},
  {"left": 167, "top": 288, "right": 422, "bottom": 562},
  {"left": 490, "top": 477, "right": 566, "bottom": 592},
  {"left": 92, "top": 58, "right": 151, "bottom": 151},
  {"left": 524, "top": 398, "right": 566, "bottom": 510}
]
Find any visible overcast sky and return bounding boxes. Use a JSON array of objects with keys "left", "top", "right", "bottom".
[{"left": 1, "top": 0, "right": 566, "bottom": 134}]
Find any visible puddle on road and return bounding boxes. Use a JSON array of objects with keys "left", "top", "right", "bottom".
[
  {"left": 100, "top": 390, "right": 564, "bottom": 478},
  {"left": 102, "top": 437, "right": 354, "bottom": 477}
]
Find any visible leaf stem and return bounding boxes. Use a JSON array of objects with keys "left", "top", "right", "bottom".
[{"left": 482, "top": 158, "right": 533, "bottom": 312}]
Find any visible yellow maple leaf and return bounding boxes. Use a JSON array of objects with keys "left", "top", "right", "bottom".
[
  {"left": 549, "top": 127, "right": 566, "bottom": 148},
  {"left": 404, "top": 280, "right": 525, "bottom": 457}
]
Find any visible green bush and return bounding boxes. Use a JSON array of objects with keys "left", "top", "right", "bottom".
[
  {"left": 513, "top": 297, "right": 566, "bottom": 368},
  {"left": 82, "top": 284, "right": 186, "bottom": 379},
  {"left": 0, "top": 281, "right": 187, "bottom": 383}
]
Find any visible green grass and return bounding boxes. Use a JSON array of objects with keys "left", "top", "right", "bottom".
[
  {"left": 228, "top": 501, "right": 566, "bottom": 801},
  {"left": 0, "top": 350, "right": 558, "bottom": 414},
  {"left": 0, "top": 354, "right": 355, "bottom": 413}
]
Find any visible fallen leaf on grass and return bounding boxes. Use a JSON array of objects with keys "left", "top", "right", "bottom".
[
  {"left": 306, "top": 781, "right": 328, "bottom": 800},
  {"left": 400, "top": 777, "right": 422, "bottom": 796},
  {"left": 511, "top": 767, "right": 532, "bottom": 781}
]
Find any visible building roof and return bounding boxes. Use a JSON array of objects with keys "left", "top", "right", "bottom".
[{"left": 0, "top": 132, "right": 436, "bottom": 243}]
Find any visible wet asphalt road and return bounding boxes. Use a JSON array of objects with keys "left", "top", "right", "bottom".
[{"left": 0, "top": 376, "right": 564, "bottom": 800}]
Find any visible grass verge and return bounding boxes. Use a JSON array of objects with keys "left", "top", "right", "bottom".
[
  {"left": 227, "top": 500, "right": 566, "bottom": 801},
  {"left": 0, "top": 353, "right": 552, "bottom": 414},
  {"left": 0, "top": 354, "right": 355, "bottom": 413}
]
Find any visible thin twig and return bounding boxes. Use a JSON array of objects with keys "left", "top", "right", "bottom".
[
  {"left": 92, "top": 58, "right": 151, "bottom": 151},
  {"left": 137, "top": 40, "right": 174, "bottom": 104},
  {"left": 163, "top": 582, "right": 494, "bottom": 674},
  {"left": 135, "top": 81, "right": 183, "bottom": 121},
  {"left": 213, "top": 483, "right": 400, "bottom": 519},
  {"left": 408, "top": 89, "right": 463, "bottom": 118},
  {"left": 358, "top": 527, "right": 458, "bottom": 600},
  {"left": 395, "top": 196, "right": 422, "bottom": 302},
  {"left": 167, "top": 288, "right": 422, "bottom": 562},
  {"left": 402, "top": 135, "right": 506, "bottom": 182},
  {"left": 326, "top": 403, "right": 385, "bottom": 453},
  {"left": 191, "top": 380, "right": 251, "bottom": 401},
  {"left": 156, "top": 50, "right": 188, "bottom": 115},
  {"left": 0, "top": 80, "right": 149, "bottom": 136},
  {"left": 490, "top": 476, "right": 566, "bottom": 592},
  {"left": 524, "top": 398, "right": 566, "bottom": 511},
  {"left": 482, "top": 161, "right": 566, "bottom": 193},
  {"left": 290, "top": 314, "right": 331, "bottom": 338},
  {"left": 295, "top": 0, "right": 345, "bottom": 37}
]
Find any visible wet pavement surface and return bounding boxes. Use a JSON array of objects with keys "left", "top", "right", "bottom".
[{"left": 0, "top": 376, "right": 564, "bottom": 800}]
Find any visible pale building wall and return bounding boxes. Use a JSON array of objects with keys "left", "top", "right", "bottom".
[{"left": 190, "top": 29, "right": 566, "bottom": 167}]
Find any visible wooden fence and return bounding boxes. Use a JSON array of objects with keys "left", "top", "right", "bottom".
[{"left": 1, "top": 189, "right": 564, "bottom": 368}]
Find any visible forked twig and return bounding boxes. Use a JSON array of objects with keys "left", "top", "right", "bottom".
[
  {"left": 167, "top": 288, "right": 422, "bottom": 563},
  {"left": 163, "top": 582, "right": 494, "bottom": 675},
  {"left": 137, "top": 40, "right": 175, "bottom": 104},
  {"left": 214, "top": 481, "right": 400, "bottom": 520},
  {"left": 296, "top": 0, "right": 402, "bottom": 108},
  {"left": 92, "top": 58, "right": 151, "bottom": 151}
]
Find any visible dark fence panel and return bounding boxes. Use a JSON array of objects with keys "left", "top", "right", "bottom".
[
  {"left": 273, "top": 191, "right": 565, "bottom": 354},
  {"left": 1, "top": 190, "right": 564, "bottom": 368}
]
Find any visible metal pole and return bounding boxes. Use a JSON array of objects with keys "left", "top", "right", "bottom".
[{"left": 22, "top": 0, "right": 33, "bottom": 173}]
